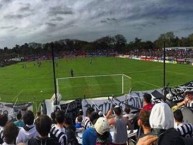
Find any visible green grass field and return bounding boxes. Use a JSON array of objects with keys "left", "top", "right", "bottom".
[{"left": 0, "top": 56, "right": 193, "bottom": 105}]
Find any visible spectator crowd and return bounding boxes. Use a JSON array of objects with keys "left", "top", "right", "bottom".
[{"left": 0, "top": 91, "right": 193, "bottom": 145}]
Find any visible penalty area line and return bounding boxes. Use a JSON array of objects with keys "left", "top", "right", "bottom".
[
  {"left": 140, "top": 81, "right": 160, "bottom": 88},
  {"left": 12, "top": 90, "right": 23, "bottom": 102}
]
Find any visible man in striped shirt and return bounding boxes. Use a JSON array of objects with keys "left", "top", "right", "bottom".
[
  {"left": 174, "top": 109, "right": 193, "bottom": 138},
  {"left": 82, "top": 107, "right": 94, "bottom": 129},
  {"left": 50, "top": 110, "right": 67, "bottom": 145}
]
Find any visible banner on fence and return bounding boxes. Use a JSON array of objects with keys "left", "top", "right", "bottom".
[
  {"left": 0, "top": 102, "right": 33, "bottom": 120},
  {"left": 81, "top": 89, "right": 163, "bottom": 115},
  {"left": 60, "top": 99, "right": 82, "bottom": 121}
]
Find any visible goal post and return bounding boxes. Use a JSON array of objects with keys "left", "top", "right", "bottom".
[{"left": 56, "top": 74, "right": 132, "bottom": 99}]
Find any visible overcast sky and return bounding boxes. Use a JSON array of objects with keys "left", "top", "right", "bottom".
[{"left": 0, "top": 0, "right": 193, "bottom": 48}]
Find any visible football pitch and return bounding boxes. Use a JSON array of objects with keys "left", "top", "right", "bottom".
[{"left": 0, "top": 56, "right": 193, "bottom": 105}]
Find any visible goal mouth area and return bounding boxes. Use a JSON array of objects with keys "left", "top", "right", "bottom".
[{"left": 56, "top": 74, "right": 132, "bottom": 99}]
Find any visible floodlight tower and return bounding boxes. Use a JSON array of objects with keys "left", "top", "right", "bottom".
[
  {"left": 163, "top": 41, "right": 166, "bottom": 101},
  {"left": 51, "top": 42, "right": 58, "bottom": 105}
]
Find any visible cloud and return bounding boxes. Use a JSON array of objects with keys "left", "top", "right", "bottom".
[
  {"left": 101, "top": 18, "right": 117, "bottom": 24},
  {"left": 0, "top": 0, "right": 193, "bottom": 48},
  {"left": 0, "top": 0, "right": 12, "bottom": 4},
  {"left": 51, "top": 16, "right": 64, "bottom": 22},
  {"left": 48, "top": 6, "right": 73, "bottom": 16},
  {"left": 46, "top": 22, "right": 57, "bottom": 27},
  {"left": 19, "top": 3, "right": 31, "bottom": 12},
  {"left": 4, "top": 13, "right": 31, "bottom": 19},
  {"left": 0, "top": 26, "right": 13, "bottom": 29}
]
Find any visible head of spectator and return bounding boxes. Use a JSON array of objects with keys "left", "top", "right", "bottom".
[
  {"left": 143, "top": 93, "right": 154, "bottom": 111},
  {"left": 75, "top": 116, "right": 83, "bottom": 129},
  {"left": 35, "top": 115, "right": 52, "bottom": 138},
  {"left": 55, "top": 110, "right": 65, "bottom": 125},
  {"left": 82, "top": 112, "right": 99, "bottom": 145},
  {"left": 150, "top": 102, "right": 174, "bottom": 130},
  {"left": 3, "top": 122, "right": 19, "bottom": 144},
  {"left": 77, "top": 109, "right": 83, "bottom": 116},
  {"left": 23, "top": 110, "right": 34, "bottom": 126},
  {"left": 184, "top": 90, "right": 193, "bottom": 97},
  {"left": 124, "top": 105, "right": 131, "bottom": 114},
  {"left": 17, "top": 143, "right": 26, "bottom": 145},
  {"left": 94, "top": 117, "right": 111, "bottom": 143},
  {"left": 174, "top": 109, "right": 183, "bottom": 124},
  {"left": 90, "top": 112, "right": 100, "bottom": 125},
  {"left": 184, "top": 90, "right": 193, "bottom": 104},
  {"left": 16, "top": 112, "right": 22, "bottom": 121},
  {"left": 77, "top": 116, "right": 83, "bottom": 123},
  {"left": 50, "top": 112, "right": 56, "bottom": 124},
  {"left": 86, "top": 107, "right": 95, "bottom": 118},
  {"left": 55, "top": 106, "right": 60, "bottom": 112},
  {"left": 14, "top": 112, "right": 25, "bottom": 128},
  {"left": 98, "top": 111, "right": 103, "bottom": 117},
  {"left": 0, "top": 114, "right": 8, "bottom": 127},
  {"left": 113, "top": 105, "right": 122, "bottom": 117},
  {"left": 149, "top": 102, "right": 185, "bottom": 145},
  {"left": 143, "top": 93, "right": 152, "bottom": 105},
  {"left": 64, "top": 116, "right": 75, "bottom": 131},
  {"left": 36, "top": 111, "right": 41, "bottom": 118},
  {"left": 138, "top": 110, "right": 151, "bottom": 134}
]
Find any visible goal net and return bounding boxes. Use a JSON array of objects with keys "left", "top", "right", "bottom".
[{"left": 56, "top": 74, "right": 132, "bottom": 99}]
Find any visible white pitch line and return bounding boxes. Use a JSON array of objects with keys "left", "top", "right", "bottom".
[
  {"left": 140, "top": 81, "right": 160, "bottom": 88},
  {"left": 166, "top": 70, "right": 191, "bottom": 76},
  {"left": 129, "top": 69, "right": 161, "bottom": 74},
  {"left": 12, "top": 90, "right": 23, "bottom": 102}
]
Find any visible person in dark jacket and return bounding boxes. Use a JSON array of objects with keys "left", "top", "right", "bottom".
[
  {"left": 63, "top": 116, "right": 78, "bottom": 145},
  {"left": 28, "top": 114, "right": 59, "bottom": 145}
]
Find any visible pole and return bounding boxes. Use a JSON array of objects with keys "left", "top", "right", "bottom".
[
  {"left": 122, "top": 75, "right": 124, "bottom": 94},
  {"left": 163, "top": 41, "right": 166, "bottom": 101},
  {"left": 51, "top": 43, "right": 58, "bottom": 105}
]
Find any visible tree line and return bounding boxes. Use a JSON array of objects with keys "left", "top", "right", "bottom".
[{"left": 0, "top": 31, "right": 193, "bottom": 66}]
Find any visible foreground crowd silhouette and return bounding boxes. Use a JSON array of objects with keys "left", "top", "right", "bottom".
[{"left": 0, "top": 91, "right": 193, "bottom": 145}]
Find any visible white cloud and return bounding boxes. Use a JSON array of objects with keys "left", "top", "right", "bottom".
[{"left": 0, "top": 0, "right": 193, "bottom": 48}]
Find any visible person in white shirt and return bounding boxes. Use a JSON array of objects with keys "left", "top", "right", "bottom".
[{"left": 16, "top": 110, "right": 39, "bottom": 144}]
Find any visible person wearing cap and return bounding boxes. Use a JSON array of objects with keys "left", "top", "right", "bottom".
[{"left": 94, "top": 117, "right": 112, "bottom": 145}]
